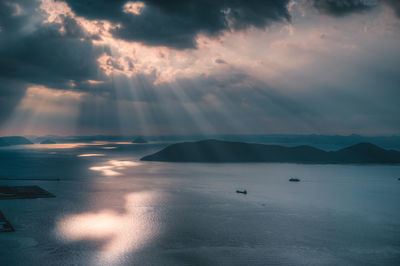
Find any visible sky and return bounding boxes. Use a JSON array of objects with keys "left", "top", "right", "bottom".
[{"left": 0, "top": 0, "right": 399, "bottom": 136}]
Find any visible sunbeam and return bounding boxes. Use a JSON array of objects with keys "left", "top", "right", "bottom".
[{"left": 3, "top": 86, "right": 84, "bottom": 136}]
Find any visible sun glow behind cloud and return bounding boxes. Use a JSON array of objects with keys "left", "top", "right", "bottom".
[
  {"left": 37, "top": 0, "right": 400, "bottom": 88},
  {"left": 123, "top": 1, "right": 146, "bottom": 15},
  {"left": 38, "top": 0, "right": 301, "bottom": 85}
]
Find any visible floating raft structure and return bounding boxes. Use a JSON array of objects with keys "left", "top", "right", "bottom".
[
  {"left": 0, "top": 211, "right": 14, "bottom": 232},
  {"left": 0, "top": 186, "right": 55, "bottom": 200},
  {"left": 0, "top": 178, "right": 60, "bottom": 181}
]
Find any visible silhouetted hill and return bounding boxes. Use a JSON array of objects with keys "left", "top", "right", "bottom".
[
  {"left": 0, "top": 136, "right": 33, "bottom": 146},
  {"left": 40, "top": 139, "right": 56, "bottom": 144},
  {"left": 330, "top": 142, "right": 400, "bottom": 163},
  {"left": 141, "top": 140, "right": 400, "bottom": 164}
]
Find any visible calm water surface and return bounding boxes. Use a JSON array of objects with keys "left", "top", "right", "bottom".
[{"left": 0, "top": 143, "right": 399, "bottom": 265}]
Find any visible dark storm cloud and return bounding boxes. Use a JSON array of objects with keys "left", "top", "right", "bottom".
[
  {"left": 64, "top": 0, "right": 291, "bottom": 49},
  {"left": 0, "top": 0, "right": 37, "bottom": 34},
  {"left": 215, "top": 58, "right": 227, "bottom": 64},
  {"left": 383, "top": 0, "right": 400, "bottom": 17},
  {"left": 0, "top": 0, "right": 104, "bottom": 89},
  {"left": 1, "top": 1, "right": 118, "bottom": 88},
  {"left": 0, "top": 25, "right": 103, "bottom": 89},
  {"left": 310, "top": 0, "right": 400, "bottom": 17},
  {"left": 0, "top": 0, "right": 108, "bottom": 124},
  {"left": 310, "top": 0, "right": 375, "bottom": 16}
]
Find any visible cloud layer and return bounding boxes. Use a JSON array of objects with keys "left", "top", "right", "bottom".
[
  {"left": 311, "top": 0, "right": 375, "bottom": 16},
  {"left": 0, "top": 0, "right": 399, "bottom": 136},
  {"left": 64, "top": 0, "right": 291, "bottom": 49}
]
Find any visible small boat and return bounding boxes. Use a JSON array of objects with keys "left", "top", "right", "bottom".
[
  {"left": 289, "top": 178, "right": 300, "bottom": 182},
  {"left": 236, "top": 190, "right": 247, "bottom": 194}
]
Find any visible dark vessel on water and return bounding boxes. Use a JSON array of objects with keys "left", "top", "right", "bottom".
[
  {"left": 289, "top": 178, "right": 300, "bottom": 182},
  {"left": 236, "top": 190, "right": 247, "bottom": 194}
]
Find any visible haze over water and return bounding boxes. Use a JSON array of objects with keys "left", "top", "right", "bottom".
[{"left": 0, "top": 142, "right": 399, "bottom": 265}]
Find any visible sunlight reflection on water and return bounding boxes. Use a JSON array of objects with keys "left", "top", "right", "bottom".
[
  {"left": 89, "top": 160, "right": 141, "bottom": 176},
  {"left": 78, "top": 154, "right": 105, "bottom": 157},
  {"left": 1, "top": 141, "right": 134, "bottom": 150},
  {"left": 0, "top": 143, "right": 107, "bottom": 150},
  {"left": 56, "top": 191, "right": 159, "bottom": 265}
]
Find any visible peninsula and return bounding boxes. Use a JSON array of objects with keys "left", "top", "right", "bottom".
[{"left": 0, "top": 136, "right": 33, "bottom": 146}]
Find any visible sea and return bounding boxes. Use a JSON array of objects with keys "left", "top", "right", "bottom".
[{"left": 0, "top": 141, "right": 399, "bottom": 265}]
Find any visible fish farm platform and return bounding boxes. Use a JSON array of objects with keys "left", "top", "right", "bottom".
[
  {"left": 0, "top": 186, "right": 55, "bottom": 200},
  {"left": 0, "top": 211, "right": 14, "bottom": 232}
]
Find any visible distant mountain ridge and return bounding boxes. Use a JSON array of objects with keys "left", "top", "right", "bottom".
[
  {"left": 40, "top": 139, "right": 56, "bottom": 144},
  {"left": 132, "top": 136, "right": 148, "bottom": 143},
  {"left": 0, "top": 136, "right": 33, "bottom": 146},
  {"left": 141, "top": 140, "right": 400, "bottom": 163},
  {"left": 15, "top": 134, "right": 400, "bottom": 150}
]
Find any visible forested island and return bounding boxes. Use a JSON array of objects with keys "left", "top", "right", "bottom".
[{"left": 141, "top": 139, "right": 400, "bottom": 163}]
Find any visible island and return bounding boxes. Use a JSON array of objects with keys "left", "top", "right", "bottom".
[
  {"left": 40, "top": 139, "right": 56, "bottom": 144},
  {"left": 140, "top": 139, "right": 400, "bottom": 164},
  {"left": 0, "top": 136, "right": 33, "bottom": 146},
  {"left": 132, "top": 136, "right": 148, "bottom": 144}
]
